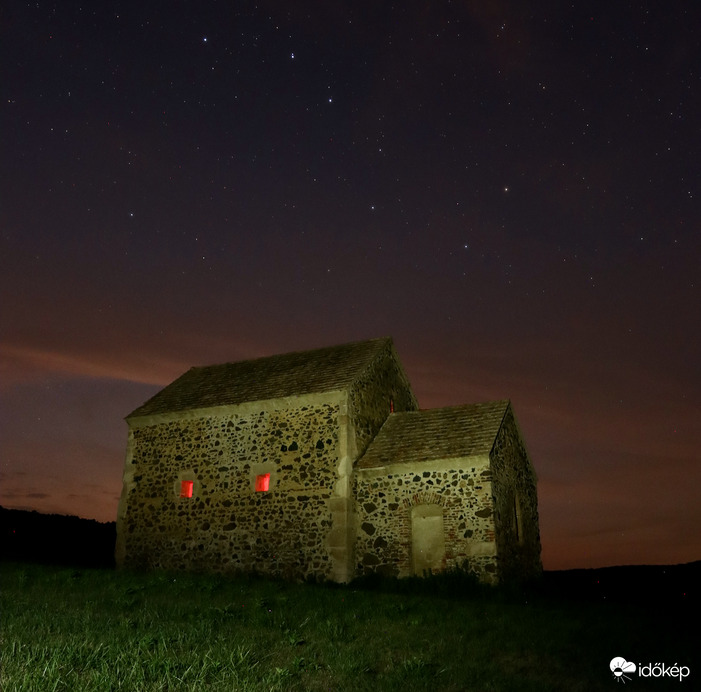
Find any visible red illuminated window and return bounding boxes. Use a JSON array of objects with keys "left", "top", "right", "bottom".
[
  {"left": 255, "top": 473, "right": 270, "bottom": 492},
  {"left": 180, "top": 480, "right": 194, "bottom": 498},
  {"left": 390, "top": 397, "right": 395, "bottom": 413}
]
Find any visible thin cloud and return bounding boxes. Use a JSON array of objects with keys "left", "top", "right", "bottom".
[{"left": 0, "top": 343, "right": 185, "bottom": 388}]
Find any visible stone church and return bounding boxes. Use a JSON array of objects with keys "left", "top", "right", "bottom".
[{"left": 116, "top": 338, "right": 542, "bottom": 584}]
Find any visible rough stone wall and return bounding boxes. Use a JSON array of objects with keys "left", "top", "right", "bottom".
[
  {"left": 343, "top": 345, "right": 418, "bottom": 579},
  {"left": 489, "top": 406, "right": 542, "bottom": 583},
  {"left": 353, "top": 459, "right": 499, "bottom": 582},
  {"left": 117, "top": 395, "right": 346, "bottom": 581},
  {"left": 348, "top": 344, "right": 418, "bottom": 459}
]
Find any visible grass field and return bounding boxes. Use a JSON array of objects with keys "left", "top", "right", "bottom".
[{"left": 1, "top": 560, "right": 696, "bottom": 691}]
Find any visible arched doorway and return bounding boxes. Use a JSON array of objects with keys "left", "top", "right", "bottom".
[{"left": 411, "top": 504, "right": 445, "bottom": 575}]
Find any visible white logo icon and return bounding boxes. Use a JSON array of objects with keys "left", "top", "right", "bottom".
[{"left": 610, "top": 657, "right": 636, "bottom": 683}]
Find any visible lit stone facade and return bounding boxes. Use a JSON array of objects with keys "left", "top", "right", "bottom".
[
  {"left": 354, "top": 463, "right": 499, "bottom": 580},
  {"left": 116, "top": 338, "right": 542, "bottom": 584},
  {"left": 354, "top": 406, "right": 541, "bottom": 582}
]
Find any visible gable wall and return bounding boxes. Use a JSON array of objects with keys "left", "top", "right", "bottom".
[
  {"left": 342, "top": 344, "right": 419, "bottom": 579},
  {"left": 117, "top": 393, "right": 347, "bottom": 581},
  {"left": 353, "top": 458, "right": 498, "bottom": 582},
  {"left": 348, "top": 344, "right": 418, "bottom": 459},
  {"left": 489, "top": 406, "right": 543, "bottom": 583}
]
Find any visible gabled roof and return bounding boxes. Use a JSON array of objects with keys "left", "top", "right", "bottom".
[
  {"left": 357, "top": 400, "right": 510, "bottom": 468},
  {"left": 128, "top": 337, "right": 393, "bottom": 419}
]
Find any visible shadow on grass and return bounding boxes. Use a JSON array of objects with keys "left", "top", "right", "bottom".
[{"left": 348, "top": 566, "right": 529, "bottom": 602}]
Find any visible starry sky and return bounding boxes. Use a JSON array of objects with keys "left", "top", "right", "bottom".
[{"left": 2, "top": 1, "right": 699, "bottom": 570}]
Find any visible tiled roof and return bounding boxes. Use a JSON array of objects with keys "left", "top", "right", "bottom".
[
  {"left": 127, "top": 337, "right": 393, "bottom": 418},
  {"left": 357, "top": 400, "right": 510, "bottom": 468}
]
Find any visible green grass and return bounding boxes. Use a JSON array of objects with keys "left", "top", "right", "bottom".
[{"left": 0, "top": 561, "right": 694, "bottom": 691}]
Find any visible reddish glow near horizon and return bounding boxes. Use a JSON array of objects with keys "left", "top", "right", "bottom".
[
  {"left": 180, "top": 480, "right": 194, "bottom": 498},
  {"left": 255, "top": 473, "right": 270, "bottom": 492}
]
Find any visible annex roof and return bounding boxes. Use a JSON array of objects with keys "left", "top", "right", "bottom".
[
  {"left": 127, "top": 337, "right": 394, "bottom": 418},
  {"left": 357, "top": 400, "right": 510, "bottom": 469}
]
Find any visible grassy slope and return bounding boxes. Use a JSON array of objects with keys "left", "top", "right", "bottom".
[{"left": 1, "top": 561, "right": 696, "bottom": 691}]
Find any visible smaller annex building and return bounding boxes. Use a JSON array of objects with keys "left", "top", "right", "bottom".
[{"left": 116, "top": 338, "right": 541, "bottom": 584}]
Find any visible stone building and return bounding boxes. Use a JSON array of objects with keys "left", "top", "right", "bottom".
[{"left": 116, "top": 338, "right": 541, "bottom": 584}]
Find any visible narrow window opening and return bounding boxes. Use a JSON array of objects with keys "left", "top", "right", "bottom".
[
  {"left": 255, "top": 473, "right": 270, "bottom": 492},
  {"left": 389, "top": 397, "right": 395, "bottom": 413},
  {"left": 513, "top": 495, "right": 522, "bottom": 543},
  {"left": 180, "top": 480, "right": 194, "bottom": 498}
]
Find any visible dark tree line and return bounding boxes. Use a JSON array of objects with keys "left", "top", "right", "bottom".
[{"left": 0, "top": 506, "right": 116, "bottom": 568}]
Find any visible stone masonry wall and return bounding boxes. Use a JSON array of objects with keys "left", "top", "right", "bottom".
[
  {"left": 489, "top": 406, "right": 542, "bottom": 583},
  {"left": 353, "top": 459, "right": 499, "bottom": 582},
  {"left": 117, "top": 394, "right": 345, "bottom": 581},
  {"left": 348, "top": 345, "right": 418, "bottom": 460},
  {"left": 344, "top": 346, "right": 418, "bottom": 579}
]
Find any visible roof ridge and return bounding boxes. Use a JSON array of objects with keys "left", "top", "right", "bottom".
[
  {"left": 188, "top": 336, "right": 392, "bottom": 371},
  {"left": 398, "top": 399, "right": 510, "bottom": 414},
  {"left": 127, "top": 337, "right": 394, "bottom": 419}
]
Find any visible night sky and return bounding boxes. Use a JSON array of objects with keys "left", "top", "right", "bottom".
[{"left": 2, "top": 1, "right": 699, "bottom": 570}]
